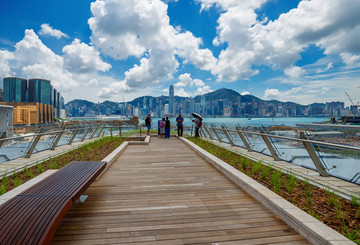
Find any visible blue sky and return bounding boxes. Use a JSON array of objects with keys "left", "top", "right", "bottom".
[{"left": 0, "top": 0, "right": 359, "bottom": 106}]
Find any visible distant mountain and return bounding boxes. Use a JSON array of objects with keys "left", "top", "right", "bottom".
[{"left": 67, "top": 99, "right": 95, "bottom": 108}]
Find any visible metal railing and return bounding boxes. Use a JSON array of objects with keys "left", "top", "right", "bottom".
[
  {"left": 0, "top": 123, "right": 143, "bottom": 163},
  {"left": 191, "top": 124, "right": 360, "bottom": 184}
]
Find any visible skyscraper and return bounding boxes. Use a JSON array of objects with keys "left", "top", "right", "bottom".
[
  {"left": 28, "top": 79, "right": 53, "bottom": 105},
  {"left": 169, "top": 84, "right": 174, "bottom": 114},
  {"left": 3, "top": 77, "right": 27, "bottom": 102}
]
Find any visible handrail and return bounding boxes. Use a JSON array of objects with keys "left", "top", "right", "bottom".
[{"left": 208, "top": 127, "right": 360, "bottom": 152}]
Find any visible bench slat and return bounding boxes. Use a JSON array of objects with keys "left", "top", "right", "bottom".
[{"left": 0, "top": 161, "right": 106, "bottom": 245}]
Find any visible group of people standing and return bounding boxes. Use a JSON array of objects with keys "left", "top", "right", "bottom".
[{"left": 144, "top": 113, "right": 202, "bottom": 138}]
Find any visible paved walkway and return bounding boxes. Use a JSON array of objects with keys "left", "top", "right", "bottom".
[{"left": 52, "top": 137, "right": 309, "bottom": 244}]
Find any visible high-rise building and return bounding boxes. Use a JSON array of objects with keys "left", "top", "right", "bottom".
[
  {"left": 169, "top": 84, "right": 174, "bottom": 114},
  {"left": 28, "top": 79, "right": 52, "bottom": 105},
  {"left": 0, "top": 88, "right": 3, "bottom": 102},
  {"left": 3, "top": 77, "right": 27, "bottom": 102}
]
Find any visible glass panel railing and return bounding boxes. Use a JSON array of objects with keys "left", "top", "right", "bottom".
[{"left": 316, "top": 144, "right": 360, "bottom": 184}]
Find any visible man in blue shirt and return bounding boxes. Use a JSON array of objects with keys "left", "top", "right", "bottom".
[{"left": 176, "top": 114, "right": 184, "bottom": 137}]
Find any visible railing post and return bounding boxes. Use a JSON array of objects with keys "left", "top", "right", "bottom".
[
  {"left": 211, "top": 127, "right": 222, "bottom": 142},
  {"left": 199, "top": 128, "right": 204, "bottom": 137},
  {"left": 110, "top": 127, "right": 113, "bottom": 137},
  {"left": 25, "top": 129, "right": 43, "bottom": 158},
  {"left": 235, "top": 126, "right": 252, "bottom": 152},
  {"left": 260, "top": 129, "right": 280, "bottom": 161},
  {"left": 203, "top": 125, "right": 214, "bottom": 140},
  {"left": 50, "top": 129, "right": 65, "bottom": 150},
  {"left": 90, "top": 124, "right": 99, "bottom": 139},
  {"left": 119, "top": 127, "right": 122, "bottom": 137},
  {"left": 96, "top": 124, "right": 105, "bottom": 138},
  {"left": 68, "top": 128, "right": 80, "bottom": 145},
  {"left": 221, "top": 126, "right": 234, "bottom": 146},
  {"left": 81, "top": 127, "right": 91, "bottom": 141},
  {"left": 191, "top": 125, "right": 193, "bottom": 137},
  {"left": 299, "top": 132, "right": 329, "bottom": 177},
  {"left": 0, "top": 132, "right": 6, "bottom": 148}
]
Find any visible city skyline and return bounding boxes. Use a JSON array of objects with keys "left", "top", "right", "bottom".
[
  {"left": 65, "top": 87, "right": 354, "bottom": 118},
  {"left": 0, "top": 0, "right": 359, "bottom": 106}
]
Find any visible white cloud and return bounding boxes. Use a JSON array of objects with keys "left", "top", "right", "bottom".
[
  {"left": 0, "top": 50, "right": 14, "bottom": 77},
  {"left": 240, "top": 91, "right": 250, "bottom": 96},
  {"left": 316, "top": 62, "right": 334, "bottom": 73},
  {"left": 199, "top": 0, "right": 360, "bottom": 82},
  {"left": 175, "top": 73, "right": 205, "bottom": 87},
  {"left": 62, "top": 38, "right": 111, "bottom": 73},
  {"left": 38, "top": 23, "right": 69, "bottom": 39},
  {"left": 175, "top": 88, "right": 189, "bottom": 97},
  {"left": 284, "top": 66, "right": 305, "bottom": 80},
  {"left": 87, "top": 79, "right": 99, "bottom": 86},
  {"left": 89, "top": 0, "right": 217, "bottom": 95},
  {"left": 340, "top": 52, "right": 360, "bottom": 66},
  {"left": 196, "top": 85, "right": 212, "bottom": 95},
  {"left": 263, "top": 88, "right": 281, "bottom": 100}
]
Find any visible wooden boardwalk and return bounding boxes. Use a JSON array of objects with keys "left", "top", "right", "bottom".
[{"left": 52, "top": 137, "right": 310, "bottom": 245}]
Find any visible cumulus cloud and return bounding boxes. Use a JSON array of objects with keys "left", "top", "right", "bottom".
[
  {"left": 175, "top": 73, "right": 205, "bottom": 87},
  {"left": 175, "top": 88, "right": 189, "bottom": 97},
  {"left": 89, "top": 0, "right": 217, "bottom": 95},
  {"left": 38, "top": 23, "right": 69, "bottom": 39},
  {"left": 240, "top": 91, "right": 250, "bottom": 96},
  {"left": 196, "top": 85, "right": 212, "bottom": 95},
  {"left": 0, "top": 29, "right": 113, "bottom": 101},
  {"left": 263, "top": 88, "right": 281, "bottom": 100},
  {"left": 340, "top": 52, "right": 360, "bottom": 66},
  {"left": 62, "top": 38, "right": 111, "bottom": 73},
  {"left": 198, "top": 0, "right": 360, "bottom": 82},
  {"left": 0, "top": 50, "right": 14, "bottom": 77},
  {"left": 284, "top": 66, "right": 306, "bottom": 80}
]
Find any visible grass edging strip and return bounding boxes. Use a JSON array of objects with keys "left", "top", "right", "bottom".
[{"left": 180, "top": 137, "right": 355, "bottom": 245}]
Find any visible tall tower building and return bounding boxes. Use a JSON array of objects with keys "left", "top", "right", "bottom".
[
  {"left": 169, "top": 84, "right": 174, "bottom": 114},
  {"left": 28, "top": 79, "right": 52, "bottom": 105},
  {"left": 3, "top": 77, "right": 27, "bottom": 102}
]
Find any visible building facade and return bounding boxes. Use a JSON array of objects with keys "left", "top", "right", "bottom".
[
  {"left": 3, "top": 77, "right": 27, "bottom": 103},
  {"left": 169, "top": 84, "right": 174, "bottom": 115},
  {"left": 1, "top": 77, "right": 64, "bottom": 125}
]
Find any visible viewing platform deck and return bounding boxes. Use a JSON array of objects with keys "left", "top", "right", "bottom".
[{"left": 51, "top": 136, "right": 310, "bottom": 244}]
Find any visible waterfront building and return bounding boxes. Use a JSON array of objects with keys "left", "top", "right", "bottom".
[
  {"left": 169, "top": 84, "right": 174, "bottom": 114},
  {"left": 0, "top": 88, "right": 3, "bottom": 102},
  {"left": 1, "top": 77, "right": 64, "bottom": 124},
  {"left": 28, "top": 79, "right": 52, "bottom": 105},
  {"left": 0, "top": 105, "right": 13, "bottom": 137},
  {"left": 3, "top": 77, "right": 27, "bottom": 103}
]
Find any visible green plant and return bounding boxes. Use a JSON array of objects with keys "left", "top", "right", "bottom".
[
  {"left": 241, "top": 158, "right": 248, "bottom": 170},
  {"left": 342, "top": 226, "right": 360, "bottom": 243},
  {"left": 51, "top": 161, "right": 58, "bottom": 169},
  {"left": 252, "top": 160, "right": 262, "bottom": 175},
  {"left": 36, "top": 162, "right": 43, "bottom": 173},
  {"left": 351, "top": 194, "right": 360, "bottom": 207},
  {"left": 270, "top": 170, "right": 282, "bottom": 193},
  {"left": 336, "top": 202, "right": 343, "bottom": 220},
  {"left": 325, "top": 187, "right": 338, "bottom": 206},
  {"left": 2, "top": 173, "right": 8, "bottom": 187},
  {"left": 286, "top": 172, "right": 297, "bottom": 194},
  {"left": 13, "top": 176, "right": 22, "bottom": 187},
  {"left": 260, "top": 165, "right": 270, "bottom": 180},
  {"left": 0, "top": 183, "right": 6, "bottom": 195}
]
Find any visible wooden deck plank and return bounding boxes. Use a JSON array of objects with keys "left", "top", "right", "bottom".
[{"left": 52, "top": 137, "right": 309, "bottom": 244}]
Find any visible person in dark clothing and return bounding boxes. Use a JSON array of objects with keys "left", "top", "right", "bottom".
[
  {"left": 145, "top": 114, "right": 151, "bottom": 135},
  {"left": 165, "top": 117, "right": 171, "bottom": 138},
  {"left": 176, "top": 114, "right": 184, "bottom": 137}
]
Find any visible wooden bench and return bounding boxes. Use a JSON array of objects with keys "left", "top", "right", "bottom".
[{"left": 0, "top": 161, "right": 106, "bottom": 245}]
